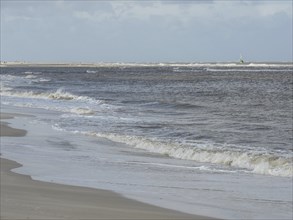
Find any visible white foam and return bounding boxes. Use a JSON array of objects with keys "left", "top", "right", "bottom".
[
  {"left": 69, "top": 107, "right": 95, "bottom": 115},
  {"left": 86, "top": 133, "right": 292, "bottom": 177},
  {"left": 25, "top": 74, "right": 38, "bottom": 79},
  {"left": 1, "top": 99, "right": 98, "bottom": 117},
  {"left": 89, "top": 62, "right": 293, "bottom": 68},
  {"left": 33, "top": 78, "right": 51, "bottom": 83},
  {"left": 1, "top": 74, "right": 39, "bottom": 87},
  {"left": 0, "top": 74, "right": 19, "bottom": 82},
  {"left": 24, "top": 71, "right": 42, "bottom": 75},
  {"left": 0, "top": 83, "right": 13, "bottom": 92},
  {"left": 1, "top": 62, "right": 291, "bottom": 70},
  {"left": 247, "top": 63, "right": 293, "bottom": 67},
  {"left": 1, "top": 88, "right": 102, "bottom": 104},
  {"left": 86, "top": 70, "right": 98, "bottom": 73},
  {"left": 206, "top": 68, "right": 290, "bottom": 72}
]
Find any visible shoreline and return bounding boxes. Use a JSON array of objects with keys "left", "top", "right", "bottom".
[
  {"left": 0, "top": 113, "right": 28, "bottom": 137},
  {"left": 0, "top": 113, "right": 212, "bottom": 219},
  {"left": 0, "top": 158, "right": 207, "bottom": 219}
]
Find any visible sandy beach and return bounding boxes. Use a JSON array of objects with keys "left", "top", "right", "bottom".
[{"left": 0, "top": 113, "right": 213, "bottom": 219}]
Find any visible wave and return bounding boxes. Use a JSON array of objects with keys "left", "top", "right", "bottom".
[
  {"left": 24, "top": 71, "right": 33, "bottom": 74},
  {"left": 2, "top": 100, "right": 97, "bottom": 116},
  {"left": 173, "top": 68, "right": 201, "bottom": 73},
  {"left": 1, "top": 88, "right": 102, "bottom": 104},
  {"left": 25, "top": 74, "right": 38, "bottom": 79},
  {"left": 1, "top": 74, "right": 20, "bottom": 81},
  {"left": 24, "top": 71, "right": 42, "bottom": 75},
  {"left": 85, "top": 132, "right": 292, "bottom": 177},
  {"left": 247, "top": 63, "right": 293, "bottom": 67},
  {"left": 86, "top": 62, "right": 293, "bottom": 68},
  {"left": 1, "top": 74, "right": 41, "bottom": 86},
  {"left": 70, "top": 107, "right": 95, "bottom": 115},
  {"left": 206, "top": 68, "right": 291, "bottom": 72},
  {"left": 24, "top": 76, "right": 50, "bottom": 83},
  {"left": 33, "top": 78, "right": 51, "bottom": 82},
  {"left": 86, "top": 70, "right": 98, "bottom": 74},
  {"left": 0, "top": 83, "right": 13, "bottom": 92}
]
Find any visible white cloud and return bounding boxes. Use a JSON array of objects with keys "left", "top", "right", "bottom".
[
  {"left": 4, "top": 15, "right": 33, "bottom": 22},
  {"left": 256, "top": 2, "right": 292, "bottom": 17},
  {"left": 73, "top": 10, "right": 115, "bottom": 23},
  {"left": 3, "top": 1, "right": 291, "bottom": 26},
  {"left": 69, "top": 1, "right": 292, "bottom": 28}
]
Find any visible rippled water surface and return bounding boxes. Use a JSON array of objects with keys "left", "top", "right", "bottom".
[{"left": 1, "top": 63, "right": 292, "bottom": 176}]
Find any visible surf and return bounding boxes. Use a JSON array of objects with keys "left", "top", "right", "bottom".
[
  {"left": 1, "top": 88, "right": 102, "bottom": 103},
  {"left": 73, "top": 131, "right": 293, "bottom": 177}
]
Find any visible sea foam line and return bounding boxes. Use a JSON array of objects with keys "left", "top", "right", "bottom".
[
  {"left": 86, "top": 132, "right": 292, "bottom": 177},
  {"left": 205, "top": 68, "right": 291, "bottom": 72},
  {"left": 1, "top": 88, "right": 102, "bottom": 104}
]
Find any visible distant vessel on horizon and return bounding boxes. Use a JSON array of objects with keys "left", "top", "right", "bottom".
[{"left": 239, "top": 54, "right": 244, "bottom": 64}]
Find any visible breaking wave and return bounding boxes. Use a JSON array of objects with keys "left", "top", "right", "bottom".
[
  {"left": 33, "top": 78, "right": 51, "bottom": 83},
  {"left": 25, "top": 74, "right": 38, "bottom": 79},
  {"left": 24, "top": 71, "right": 42, "bottom": 75},
  {"left": 86, "top": 70, "right": 98, "bottom": 74},
  {"left": 205, "top": 68, "right": 290, "bottom": 72},
  {"left": 86, "top": 132, "right": 292, "bottom": 177},
  {"left": 0, "top": 83, "right": 13, "bottom": 92},
  {"left": 1, "top": 88, "right": 102, "bottom": 104},
  {"left": 86, "top": 62, "right": 293, "bottom": 68},
  {"left": 69, "top": 107, "right": 95, "bottom": 115}
]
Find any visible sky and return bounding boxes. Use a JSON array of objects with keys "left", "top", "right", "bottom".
[{"left": 1, "top": 0, "right": 292, "bottom": 63}]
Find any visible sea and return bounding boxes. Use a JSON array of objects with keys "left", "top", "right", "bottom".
[{"left": 1, "top": 62, "right": 292, "bottom": 219}]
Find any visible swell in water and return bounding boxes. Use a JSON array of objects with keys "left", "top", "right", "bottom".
[
  {"left": 1, "top": 64, "right": 292, "bottom": 178},
  {"left": 1, "top": 88, "right": 99, "bottom": 102},
  {"left": 0, "top": 85, "right": 99, "bottom": 115},
  {"left": 51, "top": 122, "right": 292, "bottom": 177},
  {"left": 88, "top": 132, "right": 293, "bottom": 177}
]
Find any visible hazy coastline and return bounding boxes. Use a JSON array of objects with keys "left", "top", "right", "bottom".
[{"left": 1, "top": 61, "right": 292, "bottom": 68}]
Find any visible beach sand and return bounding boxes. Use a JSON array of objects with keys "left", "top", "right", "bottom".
[
  {"left": 0, "top": 113, "right": 214, "bottom": 219},
  {"left": 0, "top": 113, "right": 28, "bottom": 137}
]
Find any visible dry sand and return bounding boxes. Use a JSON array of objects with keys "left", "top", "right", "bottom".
[{"left": 0, "top": 113, "right": 215, "bottom": 219}]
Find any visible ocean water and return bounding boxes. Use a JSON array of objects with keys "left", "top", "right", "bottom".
[{"left": 1, "top": 63, "right": 292, "bottom": 219}]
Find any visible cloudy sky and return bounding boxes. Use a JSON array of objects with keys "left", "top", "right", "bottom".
[{"left": 1, "top": 0, "right": 292, "bottom": 62}]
